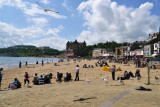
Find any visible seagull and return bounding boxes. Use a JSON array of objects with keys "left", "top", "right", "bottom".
[
  {"left": 100, "top": 74, "right": 104, "bottom": 80},
  {"left": 102, "top": 77, "right": 104, "bottom": 80},
  {"left": 86, "top": 78, "right": 90, "bottom": 82},
  {"left": 104, "top": 78, "right": 108, "bottom": 84},
  {"left": 36, "top": 2, "right": 59, "bottom": 13},
  {"left": 154, "top": 73, "right": 159, "bottom": 80},
  {"left": 136, "top": 76, "right": 140, "bottom": 80},
  {"left": 119, "top": 78, "right": 124, "bottom": 85}
]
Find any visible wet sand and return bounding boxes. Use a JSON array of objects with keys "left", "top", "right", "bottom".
[{"left": 0, "top": 60, "right": 160, "bottom": 107}]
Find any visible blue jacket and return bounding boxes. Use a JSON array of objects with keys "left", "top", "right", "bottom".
[{"left": 0, "top": 72, "right": 2, "bottom": 79}]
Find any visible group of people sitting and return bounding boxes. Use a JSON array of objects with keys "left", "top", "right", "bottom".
[
  {"left": 96, "top": 60, "right": 108, "bottom": 67},
  {"left": 117, "top": 69, "right": 141, "bottom": 80},
  {"left": 117, "top": 67, "right": 122, "bottom": 71},
  {"left": 150, "top": 65, "right": 156, "bottom": 69},
  {"left": 32, "top": 73, "right": 53, "bottom": 85},
  {"left": 83, "top": 64, "right": 94, "bottom": 68},
  {"left": 56, "top": 72, "right": 72, "bottom": 82},
  {"left": 8, "top": 71, "right": 72, "bottom": 90},
  {"left": 54, "top": 63, "right": 60, "bottom": 66}
]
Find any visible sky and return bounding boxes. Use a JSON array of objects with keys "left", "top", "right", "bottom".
[{"left": 0, "top": 0, "right": 160, "bottom": 50}]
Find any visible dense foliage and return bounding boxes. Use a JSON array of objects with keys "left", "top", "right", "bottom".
[
  {"left": 0, "top": 45, "right": 61, "bottom": 57},
  {"left": 79, "top": 41, "right": 129, "bottom": 57}
]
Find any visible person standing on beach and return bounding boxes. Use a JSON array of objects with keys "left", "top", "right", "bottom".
[
  {"left": 111, "top": 65, "right": 115, "bottom": 80},
  {"left": 36, "top": 61, "right": 38, "bottom": 65},
  {"left": 0, "top": 68, "right": 3, "bottom": 90},
  {"left": 19, "top": 61, "right": 22, "bottom": 68},
  {"left": 42, "top": 60, "right": 44, "bottom": 66},
  {"left": 75, "top": 65, "right": 79, "bottom": 81},
  {"left": 26, "top": 61, "right": 28, "bottom": 66},
  {"left": 24, "top": 72, "right": 30, "bottom": 86}
]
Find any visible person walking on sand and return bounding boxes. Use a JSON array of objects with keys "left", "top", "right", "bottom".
[
  {"left": 111, "top": 65, "right": 115, "bottom": 80},
  {"left": 75, "top": 65, "right": 79, "bottom": 81},
  {"left": 0, "top": 68, "right": 3, "bottom": 90},
  {"left": 24, "top": 72, "right": 30, "bottom": 87}
]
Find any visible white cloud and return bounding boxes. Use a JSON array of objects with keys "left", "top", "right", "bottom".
[
  {"left": 25, "top": 25, "right": 68, "bottom": 50},
  {"left": 62, "top": 0, "right": 73, "bottom": 12},
  {"left": 41, "top": 0, "right": 50, "bottom": 4},
  {"left": 26, "top": 36, "right": 68, "bottom": 50},
  {"left": 28, "top": 17, "right": 48, "bottom": 27},
  {"left": 77, "top": 0, "right": 160, "bottom": 45},
  {"left": 0, "top": 0, "right": 68, "bottom": 49},
  {"left": 47, "top": 25, "right": 64, "bottom": 36},
  {"left": 0, "top": 21, "right": 38, "bottom": 47},
  {"left": 0, "top": 21, "right": 67, "bottom": 49},
  {"left": 0, "top": 0, "right": 67, "bottom": 19}
]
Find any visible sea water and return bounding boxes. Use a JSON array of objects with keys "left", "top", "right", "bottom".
[{"left": 0, "top": 56, "right": 59, "bottom": 70}]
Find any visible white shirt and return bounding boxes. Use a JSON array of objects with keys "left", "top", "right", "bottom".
[{"left": 76, "top": 67, "right": 79, "bottom": 73}]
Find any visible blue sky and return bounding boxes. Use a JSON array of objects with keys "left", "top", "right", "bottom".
[{"left": 0, "top": 0, "right": 160, "bottom": 50}]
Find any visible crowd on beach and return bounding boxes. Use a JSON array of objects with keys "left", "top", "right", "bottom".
[
  {"left": 0, "top": 57, "right": 159, "bottom": 91},
  {"left": 95, "top": 59, "right": 142, "bottom": 81},
  {"left": 0, "top": 59, "right": 79, "bottom": 90}
]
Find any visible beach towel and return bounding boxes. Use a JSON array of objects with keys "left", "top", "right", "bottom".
[
  {"left": 106, "top": 67, "right": 112, "bottom": 72},
  {"left": 103, "top": 66, "right": 111, "bottom": 72},
  {"left": 9, "top": 83, "right": 17, "bottom": 89},
  {"left": 103, "top": 66, "right": 107, "bottom": 71}
]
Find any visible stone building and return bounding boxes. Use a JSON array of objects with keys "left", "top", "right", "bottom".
[{"left": 66, "top": 40, "right": 86, "bottom": 57}]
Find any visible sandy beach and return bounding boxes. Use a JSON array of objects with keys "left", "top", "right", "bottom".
[{"left": 0, "top": 59, "right": 160, "bottom": 107}]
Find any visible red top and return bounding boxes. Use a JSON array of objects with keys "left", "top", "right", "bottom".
[{"left": 24, "top": 74, "right": 29, "bottom": 80}]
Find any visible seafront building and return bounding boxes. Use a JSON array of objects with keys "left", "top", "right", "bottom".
[
  {"left": 92, "top": 48, "right": 114, "bottom": 58},
  {"left": 114, "top": 28, "right": 160, "bottom": 58},
  {"left": 66, "top": 40, "right": 86, "bottom": 57},
  {"left": 144, "top": 31, "right": 160, "bottom": 57}
]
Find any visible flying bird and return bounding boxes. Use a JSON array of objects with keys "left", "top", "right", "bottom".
[{"left": 36, "top": 2, "right": 59, "bottom": 13}]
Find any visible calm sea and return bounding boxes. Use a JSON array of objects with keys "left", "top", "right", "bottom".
[{"left": 0, "top": 56, "right": 59, "bottom": 70}]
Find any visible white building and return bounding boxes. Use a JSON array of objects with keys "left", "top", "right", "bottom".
[
  {"left": 144, "top": 45, "right": 152, "bottom": 56},
  {"left": 154, "top": 42, "right": 160, "bottom": 54}
]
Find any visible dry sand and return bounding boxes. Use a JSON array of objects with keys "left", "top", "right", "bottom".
[{"left": 0, "top": 59, "right": 160, "bottom": 107}]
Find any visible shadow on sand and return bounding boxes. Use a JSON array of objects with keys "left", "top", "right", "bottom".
[{"left": 73, "top": 97, "right": 96, "bottom": 102}]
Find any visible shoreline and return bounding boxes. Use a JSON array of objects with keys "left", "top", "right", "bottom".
[{"left": 0, "top": 56, "right": 60, "bottom": 70}]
